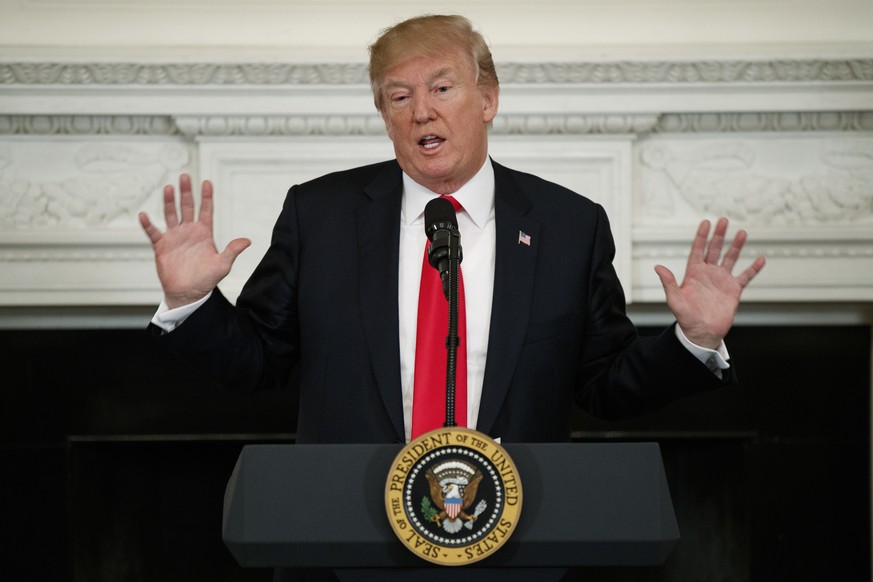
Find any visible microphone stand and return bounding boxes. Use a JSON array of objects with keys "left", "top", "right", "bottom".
[{"left": 443, "top": 228, "right": 462, "bottom": 428}]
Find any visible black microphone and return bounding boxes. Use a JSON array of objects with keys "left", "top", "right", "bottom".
[{"left": 423, "top": 197, "right": 463, "bottom": 299}]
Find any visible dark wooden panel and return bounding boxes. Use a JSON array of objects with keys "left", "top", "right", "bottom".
[{"left": 69, "top": 441, "right": 271, "bottom": 582}]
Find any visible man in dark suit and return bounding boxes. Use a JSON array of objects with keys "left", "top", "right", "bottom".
[{"left": 139, "top": 14, "right": 765, "bottom": 445}]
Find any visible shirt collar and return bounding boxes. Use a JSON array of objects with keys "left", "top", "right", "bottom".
[{"left": 401, "top": 157, "right": 495, "bottom": 229}]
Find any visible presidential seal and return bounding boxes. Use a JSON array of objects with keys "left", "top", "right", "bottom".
[{"left": 385, "top": 427, "right": 522, "bottom": 565}]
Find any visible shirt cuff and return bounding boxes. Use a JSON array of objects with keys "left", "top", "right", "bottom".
[
  {"left": 150, "top": 291, "right": 212, "bottom": 333},
  {"left": 674, "top": 324, "right": 731, "bottom": 377}
]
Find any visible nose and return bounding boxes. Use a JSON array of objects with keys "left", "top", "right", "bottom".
[{"left": 412, "top": 93, "right": 436, "bottom": 123}]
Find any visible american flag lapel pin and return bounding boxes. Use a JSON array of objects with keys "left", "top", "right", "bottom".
[{"left": 517, "top": 230, "right": 532, "bottom": 246}]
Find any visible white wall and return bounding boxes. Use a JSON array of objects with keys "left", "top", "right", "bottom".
[{"left": 2, "top": 0, "right": 872, "bottom": 60}]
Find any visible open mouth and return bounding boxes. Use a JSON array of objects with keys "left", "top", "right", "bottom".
[{"left": 418, "top": 135, "right": 445, "bottom": 150}]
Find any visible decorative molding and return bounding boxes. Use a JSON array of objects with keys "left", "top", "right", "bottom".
[
  {"left": 0, "top": 246, "right": 153, "bottom": 262},
  {"left": 0, "top": 115, "right": 180, "bottom": 135},
  {"left": 173, "top": 115, "right": 384, "bottom": 137},
  {"left": 2, "top": 59, "right": 872, "bottom": 86},
  {"left": 499, "top": 60, "right": 873, "bottom": 84},
  {"left": 633, "top": 244, "right": 873, "bottom": 260},
  {"left": 655, "top": 112, "right": 873, "bottom": 133},
  {"left": 491, "top": 114, "right": 660, "bottom": 135},
  {"left": 0, "top": 62, "right": 369, "bottom": 85},
  {"left": 4, "top": 112, "right": 873, "bottom": 137},
  {"left": 175, "top": 114, "right": 661, "bottom": 137}
]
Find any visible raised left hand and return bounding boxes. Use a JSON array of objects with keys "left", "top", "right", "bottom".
[{"left": 655, "top": 217, "right": 766, "bottom": 349}]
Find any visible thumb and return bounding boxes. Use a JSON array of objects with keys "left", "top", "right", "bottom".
[
  {"left": 654, "top": 264, "right": 679, "bottom": 295},
  {"left": 220, "top": 237, "right": 252, "bottom": 267}
]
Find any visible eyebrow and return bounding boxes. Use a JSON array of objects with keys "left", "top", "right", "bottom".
[
  {"left": 429, "top": 67, "right": 457, "bottom": 82},
  {"left": 383, "top": 67, "right": 460, "bottom": 91}
]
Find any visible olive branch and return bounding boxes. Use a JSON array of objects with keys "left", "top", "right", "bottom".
[{"left": 421, "top": 496, "right": 438, "bottom": 521}]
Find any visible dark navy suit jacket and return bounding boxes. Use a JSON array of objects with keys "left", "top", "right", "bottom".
[{"left": 156, "top": 158, "right": 733, "bottom": 443}]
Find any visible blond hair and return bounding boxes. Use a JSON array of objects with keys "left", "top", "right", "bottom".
[{"left": 368, "top": 14, "right": 499, "bottom": 112}]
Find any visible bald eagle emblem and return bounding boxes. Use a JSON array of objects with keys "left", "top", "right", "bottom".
[{"left": 422, "top": 460, "right": 487, "bottom": 534}]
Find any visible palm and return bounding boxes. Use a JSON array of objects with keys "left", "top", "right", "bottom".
[
  {"left": 139, "top": 174, "right": 250, "bottom": 308},
  {"left": 655, "top": 218, "right": 765, "bottom": 349}
]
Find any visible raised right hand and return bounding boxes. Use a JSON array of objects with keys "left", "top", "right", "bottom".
[{"left": 139, "top": 173, "right": 251, "bottom": 309}]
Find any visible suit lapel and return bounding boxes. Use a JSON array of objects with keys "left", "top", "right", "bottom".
[
  {"left": 357, "top": 162, "right": 405, "bottom": 441},
  {"left": 476, "top": 162, "right": 541, "bottom": 436}
]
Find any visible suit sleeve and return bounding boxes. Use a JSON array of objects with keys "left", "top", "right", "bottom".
[
  {"left": 574, "top": 206, "right": 735, "bottom": 420},
  {"left": 153, "top": 185, "right": 302, "bottom": 393}
]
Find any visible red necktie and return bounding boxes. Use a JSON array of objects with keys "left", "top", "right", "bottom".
[{"left": 410, "top": 196, "right": 467, "bottom": 440}]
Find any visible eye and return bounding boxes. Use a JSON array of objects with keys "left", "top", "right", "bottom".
[{"left": 436, "top": 85, "right": 451, "bottom": 94}]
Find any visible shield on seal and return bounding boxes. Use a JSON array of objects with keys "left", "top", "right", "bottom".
[{"left": 445, "top": 493, "right": 462, "bottom": 519}]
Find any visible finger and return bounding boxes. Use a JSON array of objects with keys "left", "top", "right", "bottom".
[
  {"left": 720, "top": 228, "right": 748, "bottom": 272},
  {"left": 687, "top": 219, "right": 711, "bottom": 266},
  {"left": 736, "top": 255, "right": 766, "bottom": 288},
  {"left": 199, "top": 179, "right": 214, "bottom": 228},
  {"left": 162, "top": 183, "right": 179, "bottom": 228},
  {"left": 138, "top": 211, "right": 162, "bottom": 244},
  {"left": 704, "top": 217, "right": 728, "bottom": 264},
  {"left": 179, "top": 173, "right": 195, "bottom": 224}
]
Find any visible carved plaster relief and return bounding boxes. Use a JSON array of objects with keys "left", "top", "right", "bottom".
[
  {"left": 636, "top": 136, "right": 873, "bottom": 227},
  {"left": 0, "top": 139, "right": 190, "bottom": 232}
]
